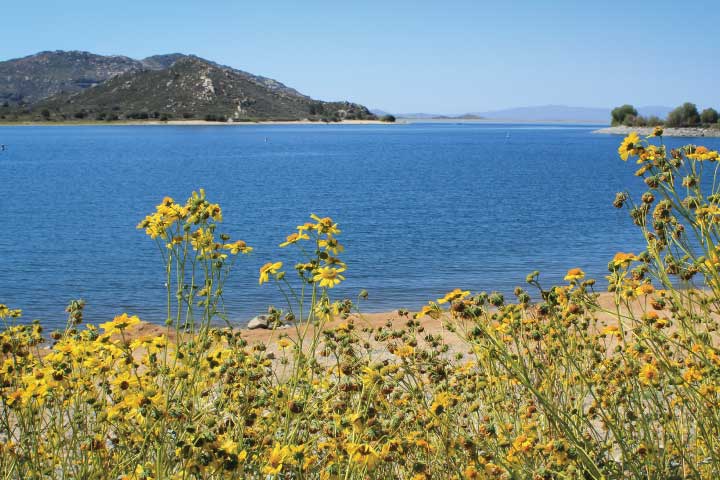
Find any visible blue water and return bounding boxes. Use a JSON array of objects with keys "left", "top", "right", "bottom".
[{"left": 2, "top": 123, "right": 717, "bottom": 329}]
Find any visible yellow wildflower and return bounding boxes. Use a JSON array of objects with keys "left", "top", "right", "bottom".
[
  {"left": 612, "top": 252, "right": 637, "bottom": 268},
  {"left": 318, "top": 235, "right": 344, "bottom": 255},
  {"left": 437, "top": 288, "right": 470, "bottom": 304},
  {"left": 394, "top": 344, "right": 415, "bottom": 358},
  {"left": 223, "top": 240, "right": 252, "bottom": 254},
  {"left": 601, "top": 324, "right": 621, "bottom": 337},
  {"left": 263, "top": 443, "right": 289, "bottom": 475},
  {"left": 682, "top": 366, "right": 703, "bottom": 383},
  {"left": 259, "top": 262, "right": 283, "bottom": 285},
  {"left": 99, "top": 313, "right": 140, "bottom": 334},
  {"left": 279, "top": 232, "right": 309, "bottom": 247},
  {"left": 618, "top": 132, "right": 641, "bottom": 161},
  {"left": 312, "top": 267, "right": 345, "bottom": 288},
  {"left": 430, "top": 392, "right": 453, "bottom": 415},
  {"left": 414, "top": 303, "right": 441, "bottom": 320},
  {"left": 635, "top": 283, "right": 654, "bottom": 296},
  {"left": 687, "top": 146, "right": 720, "bottom": 161},
  {"left": 639, "top": 363, "right": 659, "bottom": 385},
  {"left": 310, "top": 214, "right": 340, "bottom": 235},
  {"left": 564, "top": 268, "right": 585, "bottom": 282},
  {"left": 346, "top": 443, "right": 380, "bottom": 469}
]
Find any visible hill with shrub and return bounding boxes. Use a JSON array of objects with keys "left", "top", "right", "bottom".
[{"left": 0, "top": 51, "right": 376, "bottom": 122}]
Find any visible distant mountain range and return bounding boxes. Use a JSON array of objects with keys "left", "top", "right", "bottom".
[
  {"left": 371, "top": 110, "right": 484, "bottom": 120},
  {"left": 0, "top": 50, "right": 376, "bottom": 122},
  {"left": 373, "top": 105, "right": 675, "bottom": 123}
]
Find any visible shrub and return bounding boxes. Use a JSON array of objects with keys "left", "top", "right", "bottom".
[
  {"left": 380, "top": 114, "right": 396, "bottom": 123},
  {"left": 611, "top": 104, "right": 637, "bottom": 126},
  {"left": 204, "top": 114, "right": 227, "bottom": 122},
  {"left": 308, "top": 102, "right": 325, "bottom": 116},
  {"left": 701, "top": 107, "right": 719, "bottom": 125},
  {"left": 666, "top": 102, "right": 700, "bottom": 127},
  {"left": 646, "top": 115, "right": 664, "bottom": 126},
  {"left": 622, "top": 114, "right": 643, "bottom": 126}
]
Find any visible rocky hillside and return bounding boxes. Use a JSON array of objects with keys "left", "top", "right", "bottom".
[
  {"left": 0, "top": 51, "right": 146, "bottom": 105},
  {"left": 0, "top": 50, "right": 376, "bottom": 122}
]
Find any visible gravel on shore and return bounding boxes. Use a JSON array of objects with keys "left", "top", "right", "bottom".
[{"left": 593, "top": 125, "right": 720, "bottom": 138}]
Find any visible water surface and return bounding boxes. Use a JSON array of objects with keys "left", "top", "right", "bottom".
[{"left": 2, "top": 123, "right": 716, "bottom": 328}]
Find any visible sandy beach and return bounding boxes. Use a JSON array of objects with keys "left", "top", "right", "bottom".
[
  {"left": 0, "top": 119, "right": 399, "bottom": 127},
  {"left": 108, "top": 291, "right": 656, "bottom": 362}
]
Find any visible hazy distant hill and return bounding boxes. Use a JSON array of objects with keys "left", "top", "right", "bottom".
[
  {"left": 0, "top": 50, "right": 375, "bottom": 122},
  {"left": 635, "top": 105, "right": 673, "bottom": 119},
  {"left": 472, "top": 105, "right": 673, "bottom": 123},
  {"left": 471, "top": 105, "right": 609, "bottom": 123},
  {"left": 379, "top": 111, "right": 483, "bottom": 120},
  {"left": 377, "top": 105, "right": 674, "bottom": 123}
]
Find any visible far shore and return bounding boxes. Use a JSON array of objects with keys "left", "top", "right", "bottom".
[
  {"left": 593, "top": 125, "right": 720, "bottom": 138},
  {"left": 0, "top": 119, "right": 400, "bottom": 127}
]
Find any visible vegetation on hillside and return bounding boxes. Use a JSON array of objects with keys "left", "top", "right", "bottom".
[
  {"left": 0, "top": 51, "right": 377, "bottom": 123},
  {"left": 0, "top": 51, "right": 144, "bottom": 106},
  {"left": 2, "top": 133, "right": 720, "bottom": 478},
  {"left": 611, "top": 102, "right": 720, "bottom": 128}
]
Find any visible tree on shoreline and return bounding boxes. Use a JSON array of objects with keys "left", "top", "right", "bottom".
[
  {"left": 611, "top": 104, "right": 637, "bottom": 126},
  {"left": 611, "top": 102, "right": 720, "bottom": 128},
  {"left": 666, "top": 102, "right": 700, "bottom": 128},
  {"left": 701, "top": 107, "right": 719, "bottom": 125}
]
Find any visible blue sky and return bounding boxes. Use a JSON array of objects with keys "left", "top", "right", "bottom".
[{"left": 4, "top": 0, "right": 719, "bottom": 113}]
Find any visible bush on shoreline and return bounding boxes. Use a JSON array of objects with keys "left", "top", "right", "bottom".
[
  {"left": 612, "top": 102, "right": 720, "bottom": 128},
  {"left": 2, "top": 134, "right": 720, "bottom": 478}
]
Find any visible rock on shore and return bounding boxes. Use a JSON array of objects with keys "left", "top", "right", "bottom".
[{"left": 593, "top": 125, "right": 720, "bottom": 138}]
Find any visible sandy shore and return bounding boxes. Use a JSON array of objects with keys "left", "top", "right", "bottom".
[
  {"left": 0, "top": 119, "right": 399, "bottom": 127},
  {"left": 111, "top": 291, "right": 655, "bottom": 361},
  {"left": 593, "top": 125, "right": 720, "bottom": 138}
]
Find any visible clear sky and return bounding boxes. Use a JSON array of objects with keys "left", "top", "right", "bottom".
[{"left": 3, "top": 0, "right": 719, "bottom": 114}]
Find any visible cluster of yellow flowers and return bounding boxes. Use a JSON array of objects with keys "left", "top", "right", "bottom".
[
  {"left": 2, "top": 133, "right": 720, "bottom": 478},
  {"left": 259, "top": 213, "right": 346, "bottom": 291}
]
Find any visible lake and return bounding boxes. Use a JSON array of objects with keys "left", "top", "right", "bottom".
[{"left": 2, "top": 122, "right": 717, "bottom": 329}]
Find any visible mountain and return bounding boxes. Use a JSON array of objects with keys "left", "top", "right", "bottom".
[
  {"left": 471, "top": 105, "right": 609, "bottom": 123},
  {"left": 471, "top": 105, "right": 674, "bottom": 123},
  {"left": 0, "top": 50, "right": 146, "bottom": 105},
  {"left": 21, "top": 56, "right": 374, "bottom": 121},
  {"left": 0, "top": 51, "right": 375, "bottom": 122},
  {"left": 140, "top": 53, "right": 186, "bottom": 70},
  {"left": 373, "top": 105, "right": 677, "bottom": 123},
  {"left": 370, "top": 108, "right": 391, "bottom": 117},
  {"left": 389, "top": 112, "right": 484, "bottom": 119}
]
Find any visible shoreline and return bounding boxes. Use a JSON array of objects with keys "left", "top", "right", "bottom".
[
  {"left": 0, "top": 119, "right": 399, "bottom": 127},
  {"left": 97, "top": 291, "right": 633, "bottom": 351},
  {"left": 593, "top": 125, "right": 720, "bottom": 138}
]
